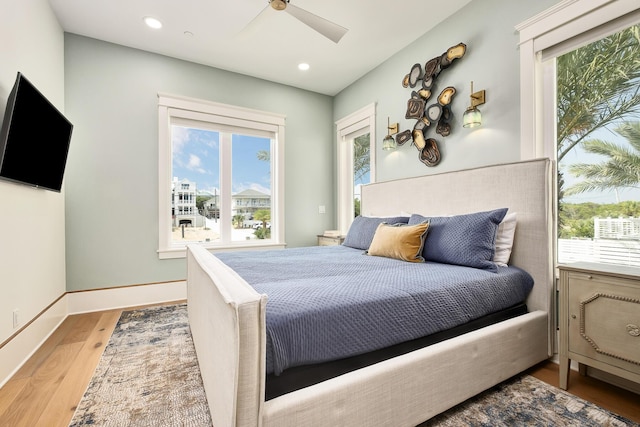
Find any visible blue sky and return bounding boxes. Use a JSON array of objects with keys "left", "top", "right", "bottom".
[{"left": 172, "top": 126, "right": 271, "bottom": 195}]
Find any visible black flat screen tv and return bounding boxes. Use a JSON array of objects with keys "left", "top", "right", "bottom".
[{"left": 0, "top": 72, "right": 73, "bottom": 192}]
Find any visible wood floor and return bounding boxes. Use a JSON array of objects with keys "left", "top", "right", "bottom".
[{"left": 0, "top": 304, "right": 638, "bottom": 426}]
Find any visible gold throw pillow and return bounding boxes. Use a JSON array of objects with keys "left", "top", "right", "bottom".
[{"left": 367, "top": 222, "right": 429, "bottom": 263}]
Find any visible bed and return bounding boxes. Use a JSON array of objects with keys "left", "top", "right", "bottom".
[{"left": 187, "top": 158, "right": 555, "bottom": 427}]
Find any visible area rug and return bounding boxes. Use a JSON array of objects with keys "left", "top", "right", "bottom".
[
  {"left": 70, "top": 304, "right": 638, "bottom": 427},
  {"left": 69, "top": 304, "right": 212, "bottom": 426}
]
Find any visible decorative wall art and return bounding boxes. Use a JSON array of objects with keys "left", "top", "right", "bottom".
[{"left": 398, "top": 42, "right": 467, "bottom": 166}]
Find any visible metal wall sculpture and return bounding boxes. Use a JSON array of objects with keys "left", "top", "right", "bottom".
[{"left": 398, "top": 42, "right": 466, "bottom": 166}]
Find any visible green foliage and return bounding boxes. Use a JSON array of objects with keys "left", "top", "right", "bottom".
[
  {"left": 558, "top": 201, "right": 640, "bottom": 238},
  {"left": 354, "top": 198, "right": 361, "bottom": 217},
  {"left": 557, "top": 25, "right": 640, "bottom": 163},
  {"left": 566, "top": 121, "right": 640, "bottom": 196},
  {"left": 196, "top": 195, "right": 209, "bottom": 210},
  {"left": 353, "top": 134, "right": 370, "bottom": 183},
  {"left": 254, "top": 227, "right": 271, "bottom": 239},
  {"left": 252, "top": 209, "right": 271, "bottom": 239},
  {"left": 253, "top": 209, "right": 270, "bottom": 224},
  {"left": 232, "top": 214, "right": 244, "bottom": 229}
]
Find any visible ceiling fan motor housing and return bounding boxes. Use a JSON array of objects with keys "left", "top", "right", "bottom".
[{"left": 270, "top": 0, "right": 289, "bottom": 11}]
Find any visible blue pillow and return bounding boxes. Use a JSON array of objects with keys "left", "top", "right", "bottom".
[
  {"left": 343, "top": 216, "right": 410, "bottom": 250},
  {"left": 408, "top": 208, "right": 508, "bottom": 272}
]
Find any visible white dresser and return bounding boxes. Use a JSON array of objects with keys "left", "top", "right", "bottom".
[{"left": 558, "top": 262, "right": 640, "bottom": 390}]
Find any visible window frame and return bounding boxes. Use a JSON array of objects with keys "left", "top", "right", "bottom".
[
  {"left": 516, "top": 0, "right": 640, "bottom": 160},
  {"left": 517, "top": 0, "right": 640, "bottom": 272},
  {"left": 157, "top": 93, "right": 286, "bottom": 259},
  {"left": 335, "top": 103, "right": 376, "bottom": 235}
]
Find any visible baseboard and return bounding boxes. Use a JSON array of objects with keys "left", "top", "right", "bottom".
[
  {"left": 549, "top": 355, "right": 640, "bottom": 394},
  {"left": 0, "top": 281, "right": 187, "bottom": 388},
  {"left": 0, "top": 296, "right": 68, "bottom": 388},
  {"left": 66, "top": 281, "right": 186, "bottom": 314},
  {"left": 585, "top": 366, "right": 640, "bottom": 395}
]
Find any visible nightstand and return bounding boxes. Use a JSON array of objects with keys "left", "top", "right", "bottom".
[
  {"left": 317, "top": 234, "right": 344, "bottom": 246},
  {"left": 558, "top": 262, "right": 640, "bottom": 390}
]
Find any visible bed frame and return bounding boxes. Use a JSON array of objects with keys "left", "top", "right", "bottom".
[{"left": 187, "top": 158, "right": 555, "bottom": 427}]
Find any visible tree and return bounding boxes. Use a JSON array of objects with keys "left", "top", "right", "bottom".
[
  {"left": 232, "top": 214, "right": 244, "bottom": 229},
  {"left": 566, "top": 121, "right": 640, "bottom": 196},
  {"left": 557, "top": 25, "right": 640, "bottom": 163},
  {"left": 353, "top": 134, "right": 370, "bottom": 183},
  {"left": 253, "top": 209, "right": 271, "bottom": 239},
  {"left": 256, "top": 150, "right": 270, "bottom": 162}
]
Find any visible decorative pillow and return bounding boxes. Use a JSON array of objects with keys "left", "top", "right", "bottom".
[
  {"left": 408, "top": 208, "right": 508, "bottom": 272},
  {"left": 342, "top": 215, "right": 410, "bottom": 250},
  {"left": 494, "top": 212, "right": 517, "bottom": 266},
  {"left": 367, "top": 222, "right": 430, "bottom": 263}
]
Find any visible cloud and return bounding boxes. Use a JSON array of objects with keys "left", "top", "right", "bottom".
[
  {"left": 172, "top": 126, "right": 190, "bottom": 154},
  {"left": 187, "top": 154, "right": 207, "bottom": 174}
]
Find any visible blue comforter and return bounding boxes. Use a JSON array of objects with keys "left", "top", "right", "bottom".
[{"left": 215, "top": 245, "right": 533, "bottom": 375}]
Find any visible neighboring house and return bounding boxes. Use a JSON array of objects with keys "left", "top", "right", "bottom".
[
  {"left": 172, "top": 178, "right": 197, "bottom": 227},
  {"left": 202, "top": 193, "right": 220, "bottom": 219},
  {"left": 232, "top": 189, "right": 270, "bottom": 219}
]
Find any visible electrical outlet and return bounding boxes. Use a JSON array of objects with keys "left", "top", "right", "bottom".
[
  {"left": 318, "top": 205, "right": 326, "bottom": 214},
  {"left": 13, "top": 309, "right": 19, "bottom": 328}
]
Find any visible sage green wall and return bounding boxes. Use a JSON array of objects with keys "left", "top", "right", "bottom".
[
  {"left": 334, "top": 0, "right": 559, "bottom": 182},
  {"left": 64, "top": 35, "right": 334, "bottom": 291}
]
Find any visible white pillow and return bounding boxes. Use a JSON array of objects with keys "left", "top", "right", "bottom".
[{"left": 493, "top": 212, "right": 517, "bottom": 266}]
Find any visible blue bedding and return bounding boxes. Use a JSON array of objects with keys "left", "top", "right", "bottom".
[{"left": 215, "top": 245, "right": 534, "bottom": 375}]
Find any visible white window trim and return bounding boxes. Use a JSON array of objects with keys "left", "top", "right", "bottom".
[
  {"left": 157, "top": 93, "right": 286, "bottom": 259},
  {"left": 335, "top": 103, "right": 376, "bottom": 235},
  {"left": 516, "top": 0, "right": 640, "bottom": 160}
]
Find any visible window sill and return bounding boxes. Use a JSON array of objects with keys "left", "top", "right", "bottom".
[{"left": 158, "top": 241, "right": 287, "bottom": 259}]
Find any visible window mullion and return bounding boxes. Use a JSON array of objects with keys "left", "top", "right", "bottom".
[{"left": 219, "top": 132, "right": 233, "bottom": 244}]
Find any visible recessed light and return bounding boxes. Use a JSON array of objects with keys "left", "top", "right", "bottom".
[
  {"left": 144, "top": 16, "right": 163, "bottom": 29},
  {"left": 298, "top": 63, "right": 310, "bottom": 71},
  {"left": 184, "top": 31, "right": 194, "bottom": 37}
]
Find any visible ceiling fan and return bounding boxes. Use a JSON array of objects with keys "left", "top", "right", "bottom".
[{"left": 243, "top": 0, "right": 348, "bottom": 43}]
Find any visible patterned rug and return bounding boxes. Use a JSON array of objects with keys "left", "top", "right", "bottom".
[
  {"left": 70, "top": 304, "right": 639, "bottom": 427},
  {"left": 69, "top": 304, "right": 212, "bottom": 426}
]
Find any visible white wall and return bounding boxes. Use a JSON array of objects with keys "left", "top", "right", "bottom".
[{"left": 0, "top": 0, "right": 66, "bottom": 355}]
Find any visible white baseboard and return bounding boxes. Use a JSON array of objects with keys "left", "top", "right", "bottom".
[
  {"left": 66, "top": 281, "right": 186, "bottom": 314},
  {"left": 549, "top": 355, "right": 640, "bottom": 394},
  {"left": 0, "top": 281, "right": 187, "bottom": 388},
  {"left": 0, "top": 296, "right": 68, "bottom": 388}
]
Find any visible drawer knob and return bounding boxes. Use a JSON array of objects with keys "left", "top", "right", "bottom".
[
  {"left": 571, "top": 314, "right": 577, "bottom": 319},
  {"left": 628, "top": 324, "right": 640, "bottom": 337}
]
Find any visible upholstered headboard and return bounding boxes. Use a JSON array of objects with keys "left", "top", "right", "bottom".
[{"left": 361, "top": 158, "right": 555, "bottom": 353}]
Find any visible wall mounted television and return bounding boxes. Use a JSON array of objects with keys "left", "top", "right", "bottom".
[{"left": 0, "top": 72, "right": 73, "bottom": 192}]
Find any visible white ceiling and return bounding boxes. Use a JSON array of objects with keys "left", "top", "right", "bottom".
[{"left": 49, "top": 0, "right": 472, "bottom": 96}]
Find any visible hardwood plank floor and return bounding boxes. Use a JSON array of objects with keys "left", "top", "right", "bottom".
[{"left": 0, "top": 304, "right": 638, "bottom": 426}]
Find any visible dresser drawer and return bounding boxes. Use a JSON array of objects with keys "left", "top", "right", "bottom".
[
  {"left": 567, "top": 272, "right": 640, "bottom": 374},
  {"left": 317, "top": 235, "right": 345, "bottom": 246}
]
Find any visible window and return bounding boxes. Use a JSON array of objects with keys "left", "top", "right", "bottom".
[
  {"left": 158, "top": 94, "right": 285, "bottom": 259},
  {"left": 552, "top": 24, "right": 640, "bottom": 267},
  {"left": 336, "top": 104, "right": 376, "bottom": 235},
  {"left": 517, "top": 0, "right": 640, "bottom": 268}
]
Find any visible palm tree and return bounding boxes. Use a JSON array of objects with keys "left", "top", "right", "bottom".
[
  {"left": 557, "top": 25, "right": 640, "bottom": 163},
  {"left": 353, "top": 134, "right": 370, "bottom": 183},
  {"left": 566, "top": 121, "right": 640, "bottom": 196},
  {"left": 256, "top": 150, "right": 270, "bottom": 161}
]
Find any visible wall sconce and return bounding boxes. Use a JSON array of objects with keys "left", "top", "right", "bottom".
[
  {"left": 462, "top": 81, "right": 486, "bottom": 128},
  {"left": 382, "top": 117, "right": 399, "bottom": 151}
]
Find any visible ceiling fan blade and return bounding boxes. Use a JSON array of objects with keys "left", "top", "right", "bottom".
[
  {"left": 236, "top": 4, "right": 272, "bottom": 40},
  {"left": 285, "top": 3, "right": 348, "bottom": 43}
]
